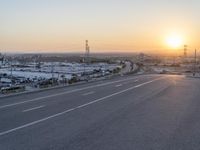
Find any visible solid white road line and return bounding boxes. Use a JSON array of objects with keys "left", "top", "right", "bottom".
[
  {"left": 82, "top": 91, "right": 95, "bottom": 96},
  {"left": 0, "top": 76, "right": 143, "bottom": 109},
  {"left": 22, "top": 105, "right": 45, "bottom": 113},
  {"left": 0, "top": 77, "right": 164, "bottom": 137}
]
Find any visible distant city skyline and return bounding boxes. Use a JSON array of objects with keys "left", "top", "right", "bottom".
[{"left": 0, "top": 0, "right": 200, "bottom": 54}]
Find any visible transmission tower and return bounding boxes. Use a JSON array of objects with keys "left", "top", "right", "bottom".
[
  {"left": 184, "top": 45, "right": 188, "bottom": 58},
  {"left": 85, "top": 40, "right": 90, "bottom": 64}
]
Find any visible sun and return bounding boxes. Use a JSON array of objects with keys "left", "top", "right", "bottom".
[{"left": 166, "top": 34, "right": 183, "bottom": 48}]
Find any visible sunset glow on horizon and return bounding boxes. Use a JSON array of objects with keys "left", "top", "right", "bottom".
[
  {"left": 166, "top": 33, "right": 183, "bottom": 49},
  {"left": 0, "top": 0, "right": 200, "bottom": 54}
]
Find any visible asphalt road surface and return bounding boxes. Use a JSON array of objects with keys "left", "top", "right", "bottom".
[{"left": 0, "top": 74, "right": 200, "bottom": 150}]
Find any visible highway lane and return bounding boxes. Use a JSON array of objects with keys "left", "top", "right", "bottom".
[
  {"left": 0, "top": 74, "right": 154, "bottom": 107},
  {"left": 1, "top": 75, "right": 200, "bottom": 150},
  {"left": 0, "top": 75, "right": 160, "bottom": 134}
]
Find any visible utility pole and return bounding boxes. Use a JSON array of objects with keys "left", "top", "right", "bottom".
[
  {"left": 193, "top": 49, "right": 197, "bottom": 76},
  {"left": 10, "top": 58, "right": 13, "bottom": 85},
  {"left": 51, "top": 62, "right": 54, "bottom": 80}
]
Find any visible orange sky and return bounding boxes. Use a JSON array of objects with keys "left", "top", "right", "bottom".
[{"left": 0, "top": 0, "right": 199, "bottom": 54}]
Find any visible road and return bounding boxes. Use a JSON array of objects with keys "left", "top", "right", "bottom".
[{"left": 0, "top": 74, "right": 200, "bottom": 150}]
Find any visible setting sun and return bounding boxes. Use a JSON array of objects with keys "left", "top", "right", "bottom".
[{"left": 166, "top": 34, "right": 183, "bottom": 48}]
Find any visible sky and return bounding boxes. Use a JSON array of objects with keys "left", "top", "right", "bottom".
[{"left": 0, "top": 0, "right": 200, "bottom": 54}]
